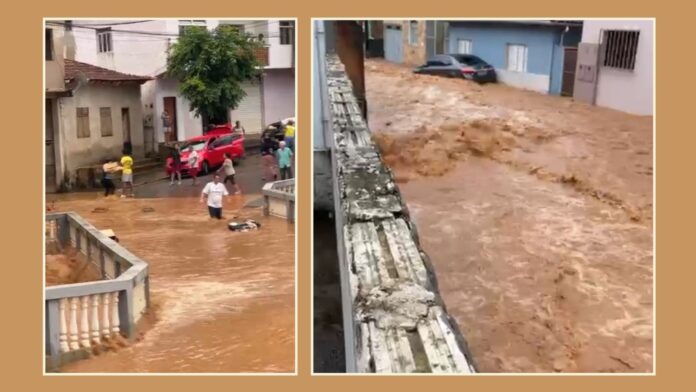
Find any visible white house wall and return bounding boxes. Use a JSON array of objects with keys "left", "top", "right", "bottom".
[
  {"left": 581, "top": 19, "right": 654, "bottom": 115},
  {"left": 154, "top": 77, "right": 203, "bottom": 142},
  {"left": 263, "top": 69, "right": 295, "bottom": 125},
  {"left": 267, "top": 20, "right": 293, "bottom": 69},
  {"left": 57, "top": 84, "right": 144, "bottom": 182},
  {"left": 494, "top": 69, "right": 550, "bottom": 94},
  {"left": 69, "top": 20, "right": 293, "bottom": 142},
  {"left": 71, "top": 20, "right": 170, "bottom": 76}
]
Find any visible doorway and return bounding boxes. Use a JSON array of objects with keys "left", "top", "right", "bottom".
[
  {"left": 121, "top": 108, "right": 131, "bottom": 153},
  {"left": 45, "top": 99, "right": 56, "bottom": 193},
  {"left": 163, "top": 96, "right": 178, "bottom": 141},
  {"left": 562, "top": 47, "right": 578, "bottom": 96}
]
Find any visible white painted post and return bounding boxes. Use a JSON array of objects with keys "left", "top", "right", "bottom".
[
  {"left": 59, "top": 299, "right": 69, "bottom": 352},
  {"left": 101, "top": 293, "right": 111, "bottom": 337},
  {"left": 79, "top": 296, "right": 91, "bottom": 347},
  {"left": 111, "top": 292, "right": 120, "bottom": 335},
  {"left": 69, "top": 297, "right": 80, "bottom": 351},
  {"left": 48, "top": 220, "right": 56, "bottom": 240},
  {"left": 90, "top": 294, "right": 100, "bottom": 344}
]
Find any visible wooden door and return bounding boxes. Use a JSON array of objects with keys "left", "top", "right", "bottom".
[
  {"left": 163, "top": 96, "right": 178, "bottom": 141},
  {"left": 121, "top": 108, "right": 131, "bottom": 142}
]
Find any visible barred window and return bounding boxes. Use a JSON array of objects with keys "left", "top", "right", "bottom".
[
  {"left": 97, "top": 28, "right": 112, "bottom": 53},
  {"left": 280, "top": 21, "right": 294, "bottom": 45},
  {"left": 409, "top": 21, "right": 418, "bottom": 46},
  {"left": 602, "top": 30, "right": 640, "bottom": 70}
]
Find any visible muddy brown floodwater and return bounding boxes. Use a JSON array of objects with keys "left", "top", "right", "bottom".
[
  {"left": 366, "top": 59, "right": 653, "bottom": 373},
  {"left": 50, "top": 192, "right": 294, "bottom": 373}
]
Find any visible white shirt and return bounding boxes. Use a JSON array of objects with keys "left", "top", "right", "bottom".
[
  {"left": 222, "top": 158, "right": 235, "bottom": 176},
  {"left": 202, "top": 182, "right": 229, "bottom": 208},
  {"left": 188, "top": 150, "right": 199, "bottom": 167}
]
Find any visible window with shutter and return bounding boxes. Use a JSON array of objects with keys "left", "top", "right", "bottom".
[
  {"left": 100, "top": 107, "right": 113, "bottom": 137},
  {"left": 507, "top": 44, "right": 528, "bottom": 72},
  {"left": 76, "top": 108, "right": 90, "bottom": 138},
  {"left": 457, "top": 39, "right": 472, "bottom": 54}
]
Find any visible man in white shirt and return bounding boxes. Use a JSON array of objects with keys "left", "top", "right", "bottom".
[{"left": 200, "top": 174, "right": 229, "bottom": 219}]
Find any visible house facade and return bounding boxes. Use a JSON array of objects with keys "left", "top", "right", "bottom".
[
  {"left": 67, "top": 19, "right": 295, "bottom": 144},
  {"left": 45, "top": 24, "right": 68, "bottom": 192},
  {"left": 573, "top": 19, "right": 653, "bottom": 115},
  {"left": 45, "top": 22, "right": 151, "bottom": 191},
  {"left": 446, "top": 21, "right": 582, "bottom": 95},
  {"left": 381, "top": 20, "right": 450, "bottom": 66}
]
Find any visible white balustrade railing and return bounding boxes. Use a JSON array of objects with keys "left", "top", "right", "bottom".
[
  {"left": 45, "top": 212, "right": 149, "bottom": 371},
  {"left": 56, "top": 293, "right": 122, "bottom": 354}
]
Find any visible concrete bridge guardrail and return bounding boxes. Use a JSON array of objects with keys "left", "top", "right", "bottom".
[{"left": 45, "top": 212, "right": 150, "bottom": 371}]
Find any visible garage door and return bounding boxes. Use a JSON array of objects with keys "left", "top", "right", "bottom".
[
  {"left": 230, "top": 81, "right": 263, "bottom": 135},
  {"left": 384, "top": 25, "right": 403, "bottom": 63}
]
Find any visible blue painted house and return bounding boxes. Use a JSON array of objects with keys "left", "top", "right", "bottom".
[{"left": 447, "top": 20, "right": 582, "bottom": 95}]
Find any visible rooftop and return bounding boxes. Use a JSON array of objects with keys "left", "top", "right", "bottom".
[{"left": 64, "top": 59, "right": 152, "bottom": 84}]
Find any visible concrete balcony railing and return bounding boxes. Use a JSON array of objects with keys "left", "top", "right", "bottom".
[
  {"left": 45, "top": 212, "right": 150, "bottom": 371},
  {"left": 262, "top": 179, "right": 295, "bottom": 223}
]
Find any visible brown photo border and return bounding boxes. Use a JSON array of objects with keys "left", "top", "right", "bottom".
[{"left": 6, "top": 0, "right": 684, "bottom": 390}]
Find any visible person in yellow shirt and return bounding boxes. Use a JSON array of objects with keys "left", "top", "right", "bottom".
[
  {"left": 284, "top": 119, "right": 295, "bottom": 152},
  {"left": 119, "top": 150, "right": 134, "bottom": 198}
]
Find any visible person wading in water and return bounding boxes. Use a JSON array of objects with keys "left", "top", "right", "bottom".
[{"left": 200, "top": 173, "right": 229, "bottom": 220}]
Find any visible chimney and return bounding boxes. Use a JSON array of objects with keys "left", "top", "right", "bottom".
[{"left": 63, "top": 20, "right": 76, "bottom": 60}]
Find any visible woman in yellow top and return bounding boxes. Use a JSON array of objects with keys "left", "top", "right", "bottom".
[
  {"left": 284, "top": 119, "right": 295, "bottom": 152},
  {"left": 119, "top": 150, "right": 134, "bottom": 198}
]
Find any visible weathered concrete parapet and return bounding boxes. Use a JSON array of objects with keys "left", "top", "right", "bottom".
[{"left": 327, "top": 55, "right": 476, "bottom": 373}]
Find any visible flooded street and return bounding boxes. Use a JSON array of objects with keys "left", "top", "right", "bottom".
[
  {"left": 366, "top": 60, "right": 653, "bottom": 373},
  {"left": 49, "top": 174, "right": 294, "bottom": 372}
]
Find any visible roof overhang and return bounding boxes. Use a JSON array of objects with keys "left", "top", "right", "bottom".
[
  {"left": 448, "top": 20, "right": 583, "bottom": 28},
  {"left": 45, "top": 89, "right": 73, "bottom": 98}
]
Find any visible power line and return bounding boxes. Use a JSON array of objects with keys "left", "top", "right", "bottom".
[
  {"left": 47, "top": 20, "right": 293, "bottom": 39},
  {"left": 59, "top": 19, "right": 156, "bottom": 26}
]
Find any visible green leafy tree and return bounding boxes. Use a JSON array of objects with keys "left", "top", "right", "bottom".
[{"left": 167, "top": 26, "right": 262, "bottom": 124}]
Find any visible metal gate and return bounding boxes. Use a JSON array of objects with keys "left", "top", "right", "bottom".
[
  {"left": 230, "top": 81, "right": 263, "bottom": 134},
  {"left": 384, "top": 25, "right": 403, "bottom": 63},
  {"left": 562, "top": 47, "right": 578, "bottom": 96}
]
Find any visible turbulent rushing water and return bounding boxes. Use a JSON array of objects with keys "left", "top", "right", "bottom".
[{"left": 51, "top": 193, "right": 295, "bottom": 373}]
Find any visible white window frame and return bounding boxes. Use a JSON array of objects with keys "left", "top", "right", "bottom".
[
  {"left": 96, "top": 28, "right": 112, "bottom": 54},
  {"left": 178, "top": 19, "right": 207, "bottom": 36},
  {"left": 506, "top": 43, "right": 528, "bottom": 73},
  {"left": 409, "top": 20, "right": 418, "bottom": 46},
  {"left": 457, "top": 39, "right": 472, "bottom": 54}
]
